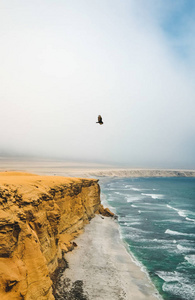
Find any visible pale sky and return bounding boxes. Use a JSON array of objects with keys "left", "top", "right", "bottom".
[{"left": 0, "top": 0, "right": 195, "bottom": 168}]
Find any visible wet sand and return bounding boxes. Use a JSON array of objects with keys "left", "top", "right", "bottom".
[{"left": 62, "top": 215, "right": 161, "bottom": 300}]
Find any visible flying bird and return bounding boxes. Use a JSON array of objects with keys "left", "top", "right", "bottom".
[{"left": 96, "top": 115, "right": 104, "bottom": 125}]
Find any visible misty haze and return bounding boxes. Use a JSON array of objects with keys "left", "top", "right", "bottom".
[{"left": 0, "top": 0, "right": 195, "bottom": 169}]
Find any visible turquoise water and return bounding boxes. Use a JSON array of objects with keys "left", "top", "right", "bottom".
[{"left": 101, "top": 177, "right": 195, "bottom": 300}]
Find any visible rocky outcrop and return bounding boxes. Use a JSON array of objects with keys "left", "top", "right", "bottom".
[
  {"left": 0, "top": 172, "right": 106, "bottom": 300},
  {"left": 98, "top": 204, "right": 115, "bottom": 218}
]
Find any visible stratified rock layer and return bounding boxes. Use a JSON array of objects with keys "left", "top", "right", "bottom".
[{"left": 0, "top": 172, "right": 102, "bottom": 300}]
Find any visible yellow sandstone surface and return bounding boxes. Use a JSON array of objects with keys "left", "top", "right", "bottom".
[{"left": 0, "top": 172, "right": 108, "bottom": 300}]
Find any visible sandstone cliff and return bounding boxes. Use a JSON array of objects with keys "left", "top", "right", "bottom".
[{"left": 0, "top": 172, "right": 109, "bottom": 300}]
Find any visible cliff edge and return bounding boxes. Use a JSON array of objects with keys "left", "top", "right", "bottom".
[{"left": 0, "top": 172, "right": 110, "bottom": 300}]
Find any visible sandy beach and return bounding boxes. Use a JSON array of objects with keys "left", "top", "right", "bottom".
[
  {"left": 0, "top": 158, "right": 194, "bottom": 178},
  {"left": 58, "top": 215, "right": 161, "bottom": 300}
]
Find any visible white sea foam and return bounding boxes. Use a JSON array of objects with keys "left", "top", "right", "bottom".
[
  {"left": 126, "top": 227, "right": 153, "bottom": 234},
  {"left": 166, "top": 204, "right": 188, "bottom": 219},
  {"left": 157, "top": 271, "right": 195, "bottom": 299},
  {"left": 152, "top": 238, "right": 178, "bottom": 244},
  {"left": 126, "top": 196, "right": 143, "bottom": 202},
  {"left": 186, "top": 217, "right": 195, "bottom": 222},
  {"left": 165, "top": 229, "right": 195, "bottom": 237},
  {"left": 130, "top": 187, "right": 144, "bottom": 191},
  {"left": 130, "top": 237, "right": 173, "bottom": 247},
  {"left": 122, "top": 221, "right": 141, "bottom": 227},
  {"left": 139, "top": 244, "right": 176, "bottom": 250},
  {"left": 128, "top": 222, "right": 141, "bottom": 225},
  {"left": 143, "top": 202, "right": 164, "bottom": 206},
  {"left": 119, "top": 216, "right": 139, "bottom": 221},
  {"left": 131, "top": 204, "right": 138, "bottom": 207},
  {"left": 177, "top": 244, "right": 194, "bottom": 252},
  {"left": 156, "top": 271, "right": 183, "bottom": 283},
  {"left": 165, "top": 229, "right": 185, "bottom": 236},
  {"left": 124, "top": 185, "right": 151, "bottom": 192},
  {"left": 114, "top": 191, "right": 121, "bottom": 195},
  {"left": 141, "top": 193, "right": 164, "bottom": 199},
  {"left": 155, "top": 219, "right": 182, "bottom": 224},
  {"left": 167, "top": 204, "right": 173, "bottom": 209},
  {"left": 124, "top": 222, "right": 130, "bottom": 226},
  {"left": 163, "top": 282, "right": 195, "bottom": 300},
  {"left": 185, "top": 254, "right": 195, "bottom": 266},
  {"left": 178, "top": 211, "right": 187, "bottom": 218},
  {"left": 119, "top": 217, "right": 141, "bottom": 225},
  {"left": 124, "top": 185, "right": 132, "bottom": 188}
]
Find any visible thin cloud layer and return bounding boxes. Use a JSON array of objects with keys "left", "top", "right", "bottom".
[{"left": 0, "top": 0, "right": 194, "bottom": 168}]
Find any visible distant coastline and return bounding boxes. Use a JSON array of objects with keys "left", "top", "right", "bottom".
[
  {"left": 0, "top": 157, "right": 195, "bottom": 178},
  {"left": 87, "top": 169, "right": 195, "bottom": 178}
]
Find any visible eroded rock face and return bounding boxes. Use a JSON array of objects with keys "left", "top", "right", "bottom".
[{"left": 0, "top": 173, "right": 101, "bottom": 300}]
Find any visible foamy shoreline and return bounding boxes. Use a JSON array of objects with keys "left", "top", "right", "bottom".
[{"left": 60, "top": 215, "right": 162, "bottom": 300}]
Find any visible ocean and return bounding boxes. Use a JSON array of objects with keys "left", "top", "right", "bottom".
[{"left": 100, "top": 177, "right": 195, "bottom": 300}]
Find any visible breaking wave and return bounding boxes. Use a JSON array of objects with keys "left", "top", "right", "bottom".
[
  {"left": 185, "top": 255, "right": 195, "bottom": 266},
  {"left": 176, "top": 244, "right": 194, "bottom": 252},
  {"left": 163, "top": 282, "right": 195, "bottom": 300},
  {"left": 165, "top": 229, "right": 195, "bottom": 237},
  {"left": 141, "top": 193, "right": 164, "bottom": 199},
  {"left": 167, "top": 205, "right": 195, "bottom": 222}
]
